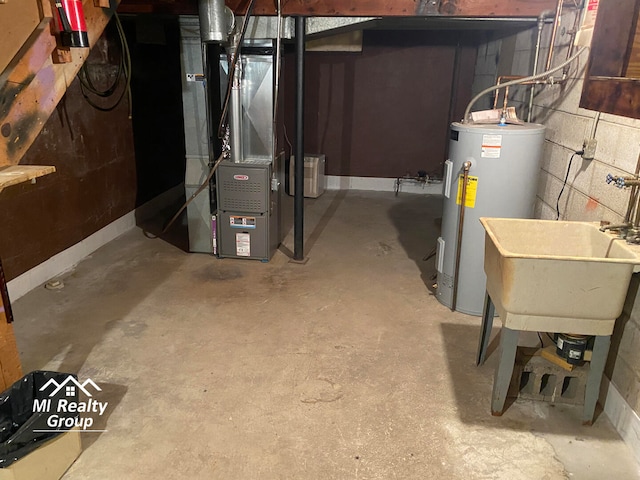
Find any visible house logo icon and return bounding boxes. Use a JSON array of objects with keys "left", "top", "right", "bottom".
[{"left": 39, "top": 376, "right": 102, "bottom": 398}]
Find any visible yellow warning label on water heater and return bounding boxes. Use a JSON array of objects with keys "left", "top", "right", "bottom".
[{"left": 456, "top": 175, "right": 478, "bottom": 208}]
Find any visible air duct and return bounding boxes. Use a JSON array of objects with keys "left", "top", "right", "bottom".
[{"left": 199, "top": 0, "right": 230, "bottom": 43}]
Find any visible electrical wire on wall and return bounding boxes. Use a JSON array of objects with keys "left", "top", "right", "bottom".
[
  {"left": 556, "top": 150, "right": 584, "bottom": 220},
  {"left": 78, "top": 13, "right": 132, "bottom": 118}
]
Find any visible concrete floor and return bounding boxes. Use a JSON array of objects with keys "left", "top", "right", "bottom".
[{"left": 12, "top": 190, "right": 640, "bottom": 479}]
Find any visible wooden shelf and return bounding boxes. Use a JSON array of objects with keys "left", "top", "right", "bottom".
[{"left": 0, "top": 165, "right": 55, "bottom": 192}]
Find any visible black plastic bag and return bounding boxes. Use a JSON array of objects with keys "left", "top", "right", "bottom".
[{"left": 0, "top": 371, "right": 78, "bottom": 468}]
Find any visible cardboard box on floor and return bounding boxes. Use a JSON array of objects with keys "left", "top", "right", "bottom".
[{"left": 0, "top": 429, "right": 82, "bottom": 480}]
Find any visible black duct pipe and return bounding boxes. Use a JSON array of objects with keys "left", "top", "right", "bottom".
[{"left": 294, "top": 16, "right": 305, "bottom": 260}]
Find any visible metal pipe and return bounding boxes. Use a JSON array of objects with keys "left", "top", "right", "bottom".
[
  {"left": 229, "top": 44, "right": 243, "bottom": 163},
  {"left": 452, "top": 161, "right": 472, "bottom": 312},
  {"left": 563, "top": 3, "right": 583, "bottom": 76},
  {"left": 198, "top": 0, "right": 228, "bottom": 43},
  {"left": 464, "top": 46, "right": 588, "bottom": 122},
  {"left": 294, "top": 16, "right": 305, "bottom": 261},
  {"left": 545, "top": 0, "right": 564, "bottom": 71},
  {"left": 528, "top": 10, "right": 554, "bottom": 122}
]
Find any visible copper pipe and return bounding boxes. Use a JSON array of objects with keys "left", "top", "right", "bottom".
[
  {"left": 528, "top": 10, "right": 554, "bottom": 122},
  {"left": 452, "top": 161, "right": 472, "bottom": 312},
  {"left": 563, "top": 2, "right": 583, "bottom": 76},
  {"left": 545, "top": 0, "right": 564, "bottom": 71}
]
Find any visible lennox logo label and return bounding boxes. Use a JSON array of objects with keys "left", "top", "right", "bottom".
[
  {"left": 234, "top": 174, "right": 249, "bottom": 181},
  {"left": 33, "top": 376, "right": 109, "bottom": 432}
]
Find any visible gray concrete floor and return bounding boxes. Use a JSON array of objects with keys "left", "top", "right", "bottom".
[{"left": 11, "top": 190, "right": 640, "bottom": 479}]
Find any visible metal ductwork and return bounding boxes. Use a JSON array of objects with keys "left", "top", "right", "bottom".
[{"left": 199, "top": 0, "right": 231, "bottom": 43}]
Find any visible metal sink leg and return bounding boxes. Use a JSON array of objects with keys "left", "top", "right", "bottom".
[
  {"left": 491, "top": 327, "right": 519, "bottom": 416},
  {"left": 477, "top": 292, "right": 495, "bottom": 366},
  {"left": 583, "top": 334, "right": 611, "bottom": 425}
]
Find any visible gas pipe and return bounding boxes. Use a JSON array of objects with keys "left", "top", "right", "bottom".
[{"left": 55, "top": 1, "right": 89, "bottom": 48}]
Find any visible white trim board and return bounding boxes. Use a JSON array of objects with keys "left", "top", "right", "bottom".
[
  {"left": 7, "top": 213, "right": 135, "bottom": 302},
  {"left": 7, "top": 185, "right": 184, "bottom": 302},
  {"left": 325, "top": 175, "right": 443, "bottom": 195},
  {"left": 602, "top": 378, "right": 640, "bottom": 464}
]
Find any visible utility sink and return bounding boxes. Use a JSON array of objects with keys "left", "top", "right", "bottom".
[{"left": 480, "top": 218, "right": 640, "bottom": 335}]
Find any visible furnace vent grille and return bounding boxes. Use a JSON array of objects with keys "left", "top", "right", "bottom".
[
  {"left": 221, "top": 198, "right": 264, "bottom": 211},
  {"left": 222, "top": 180, "right": 263, "bottom": 194}
]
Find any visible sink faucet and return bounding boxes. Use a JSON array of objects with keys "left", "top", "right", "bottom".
[
  {"left": 599, "top": 222, "right": 631, "bottom": 233},
  {"left": 604, "top": 173, "right": 640, "bottom": 244}
]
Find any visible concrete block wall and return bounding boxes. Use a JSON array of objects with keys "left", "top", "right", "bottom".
[
  {"left": 470, "top": 33, "right": 503, "bottom": 112},
  {"left": 497, "top": 11, "right": 638, "bottom": 224},
  {"left": 471, "top": 10, "right": 640, "bottom": 434}
]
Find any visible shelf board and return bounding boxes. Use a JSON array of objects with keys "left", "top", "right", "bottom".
[{"left": 0, "top": 165, "right": 55, "bottom": 192}]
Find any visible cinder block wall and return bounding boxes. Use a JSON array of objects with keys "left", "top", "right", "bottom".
[{"left": 471, "top": 11, "right": 640, "bottom": 422}]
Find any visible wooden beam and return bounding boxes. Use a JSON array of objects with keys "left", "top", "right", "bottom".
[
  {"left": 118, "top": 0, "right": 196, "bottom": 14},
  {"left": 0, "top": 18, "right": 57, "bottom": 87},
  {"left": 226, "top": 0, "right": 558, "bottom": 17},
  {"left": 0, "top": 165, "right": 56, "bottom": 193},
  {"left": 0, "top": 0, "right": 41, "bottom": 75},
  {"left": 117, "top": 0, "right": 557, "bottom": 17},
  {"left": 0, "top": 0, "right": 122, "bottom": 167}
]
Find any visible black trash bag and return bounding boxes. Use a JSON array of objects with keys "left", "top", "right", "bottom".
[{"left": 0, "top": 371, "right": 78, "bottom": 468}]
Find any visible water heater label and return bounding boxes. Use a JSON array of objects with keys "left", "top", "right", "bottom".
[
  {"left": 236, "top": 233, "right": 251, "bottom": 257},
  {"left": 481, "top": 134, "right": 502, "bottom": 158},
  {"left": 456, "top": 175, "right": 478, "bottom": 208}
]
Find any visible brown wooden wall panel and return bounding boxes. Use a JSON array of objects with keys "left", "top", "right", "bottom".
[
  {"left": 587, "top": 0, "right": 637, "bottom": 77},
  {"left": 625, "top": 18, "right": 640, "bottom": 78},
  {"left": 283, "top": 30, "right": 478, "bottom": 179},
  {"left": 581, "top": 77, "right": 640, "bottom": 119},
  {"left": 0, "top": 26, "right": 137, "bottom": 281}
]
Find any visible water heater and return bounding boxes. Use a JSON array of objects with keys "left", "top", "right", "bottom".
[{"left": 436, "top": 122, "right": 546, "bottom": 315}]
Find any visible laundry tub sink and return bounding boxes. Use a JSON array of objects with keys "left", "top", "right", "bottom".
[{"left": 480, "top": 218, "right": 639, "bottom": 335}]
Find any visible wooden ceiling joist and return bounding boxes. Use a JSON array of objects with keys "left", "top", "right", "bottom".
[{"left": 118, "top": 0, "right": 558, "bottom": 17}]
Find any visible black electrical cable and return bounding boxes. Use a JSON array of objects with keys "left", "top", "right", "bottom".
[
  {"left": 556, "top": 151, "right": 583, "bottom": 220},
  {"left": 79, "top": 13, "right": 132, "bottom": 116},
  {"left": 162, "top": 152, "right": 225, "bottom": 234}
]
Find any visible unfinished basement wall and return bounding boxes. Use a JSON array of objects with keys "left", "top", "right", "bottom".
[
  {"left": 472, "top": 11, "right": 640, "bottom": 449},
  {"left": 284, "top": 30, "right": 478, "bottom": 180},
  {"left": 0, "top": 24, "right": 136, "bottom": 282},
  {"left": 0, "top": 17, "right": 186, "bottom": 283}
]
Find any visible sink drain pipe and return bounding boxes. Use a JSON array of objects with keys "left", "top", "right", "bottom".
[{"left": 452, "top": 161, "right": 472, "bottom": 312}]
